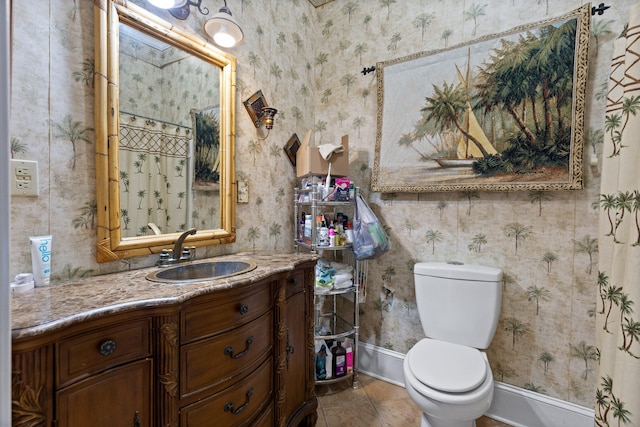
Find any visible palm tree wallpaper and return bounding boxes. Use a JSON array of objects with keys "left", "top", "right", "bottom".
[{"left": 8, "top": 0, "right": 635, "bottom": 412}]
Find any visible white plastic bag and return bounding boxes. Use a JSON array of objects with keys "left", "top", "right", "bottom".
[{"left": 352, "top": 194, "right": 390, "bottom": 260}]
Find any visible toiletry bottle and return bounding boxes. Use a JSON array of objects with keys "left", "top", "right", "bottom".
[
  {"left": 304, "top": 215, "right": 312, "bottom": 244},
  {"left": 349, "top": 183, "right": 355, "bottom": 200},
  {"left": 345, "top": 221, "right": 354, "bottom": 244},
  {"left": 328, "top": 226, "right": 335, "bottom": 247},
  {"left": 299, "top": 212, "right": 306, "bottom": 242},
  {"left": 345, "top": 340, "right": 353, "bottom": 373},
  {"left": 318, "top": 219, "right": 329, "bottom": 246},
  {"left": 332, "top": 341, "right": 347, "bottom": 377},
  {"left": 316, "top": 345, "right": 327, "bottom": 380}
]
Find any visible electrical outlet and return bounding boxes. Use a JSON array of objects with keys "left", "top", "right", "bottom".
[{"left": 10, "top": 159, "right": 39, "bottom": 197}]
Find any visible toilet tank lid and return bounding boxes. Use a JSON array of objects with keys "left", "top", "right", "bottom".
[{"left": 414, "top": 262, "right": 502, "bottom": 282}]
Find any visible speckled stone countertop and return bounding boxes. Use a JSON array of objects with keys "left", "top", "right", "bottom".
[{"left": 11, "top": 252, "right": 317, "bottom": 340}]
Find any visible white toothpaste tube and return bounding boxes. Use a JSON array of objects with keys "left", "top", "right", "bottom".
[{"left": 30, "top": 235, "right": 52, "bottom": 287}]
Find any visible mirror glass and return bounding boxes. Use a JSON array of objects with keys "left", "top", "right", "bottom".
[
  {"left": 118, "top": 24, "right": 220, "bottom": 237},
  {"left": 95, "top": 0, "right": 237, "bottom": 262}
]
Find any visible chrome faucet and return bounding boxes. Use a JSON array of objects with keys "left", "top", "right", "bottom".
[{"left": 156, "top": 228, "right": 197, "bottom": 267}]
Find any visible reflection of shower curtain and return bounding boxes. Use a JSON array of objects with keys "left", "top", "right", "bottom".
[
  {"left": 119, "top": 113, "right": 191, "bottom": 237},
  {"left": 595, "top": 4, "right": 640, "bottom": 425}
]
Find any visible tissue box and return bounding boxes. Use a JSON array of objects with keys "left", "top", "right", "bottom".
[{"left": 296, "top": 131, "right": 349, "bottom": 178}]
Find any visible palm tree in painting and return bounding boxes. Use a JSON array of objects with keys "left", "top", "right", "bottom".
[
  {"left": 137, "top": 190, "right": 146, "bottom": 210},
  {"left": 423, "top": 83, "right": 491, "bottom": 158}
]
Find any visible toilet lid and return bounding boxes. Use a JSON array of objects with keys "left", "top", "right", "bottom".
[{"left": 408, "top": 339, "right": 487, "bottom": 393}]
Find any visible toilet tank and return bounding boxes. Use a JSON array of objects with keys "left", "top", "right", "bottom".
[{"left": 414, "top": 262, "right": 502, "bottom": 349}]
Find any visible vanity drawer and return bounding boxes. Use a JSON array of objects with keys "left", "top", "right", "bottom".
[
  {"left": 181, "top": 284, "right": 272, "bottom": 344},
  {"left": 180, "top": 311, "right": 273, "bottom": 399},
  {"left": 286, "top": 271, "right": 305, "bottom": 299},
  {"left": 180, "top": 358, "right": 273, "bottom": 426},
  {"left": 57, "top": 318, "right": 151, "bottom": 387}
]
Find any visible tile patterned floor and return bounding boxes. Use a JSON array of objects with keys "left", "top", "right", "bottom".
[{"left": 315, "top": 374, "right": 512, "bottom": 427}]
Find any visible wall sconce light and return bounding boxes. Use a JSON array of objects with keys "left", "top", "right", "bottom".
[
  {"left": 203, "top": 1, "right": 244, "bottom": 48},
  {"left": 147, "top": 0, "right": 209, "bottom": 20},
  {"left": 243, "top": 90, "right": 277, "bottom": 140},
  {"left": 261, "top": 107, "right": 278, "bottom": 130}
]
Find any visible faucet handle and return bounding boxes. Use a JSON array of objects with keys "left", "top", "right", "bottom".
[
  {"left": 156, "top": 249, "right": 174, "bottom": 267},
  {"left": 182, "top": 246, "right": 196, "bottom": 261}
]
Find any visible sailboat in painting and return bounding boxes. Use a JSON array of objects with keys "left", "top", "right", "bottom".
[{"left": 433, "top": 54, "right": 498, "bottom": 168}]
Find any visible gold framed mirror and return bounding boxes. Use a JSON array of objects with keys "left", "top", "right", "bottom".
[{"left": 94, "top": 0, "right": 236, "bottom": 262}]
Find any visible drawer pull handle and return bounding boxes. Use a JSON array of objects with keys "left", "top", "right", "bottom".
[
  {"left": 291, "top": 277, "right": 299, "bottom": 286},
  {"left": 133, "top": 411, "right": 140, "bottom": 427},
  {"left": 224, "top": 336, "right": 254, "bottom": 359},
  {"left": 99, "top": 340, "right": 117, "bottom": 356},
  {"left": 239, "top": 304, "right": 249, "bottom": 315},
  {"left": 224, "top": 387, "right": 253, "bottom": 415}
]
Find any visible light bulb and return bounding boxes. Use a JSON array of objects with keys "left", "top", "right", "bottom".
[
  {"left": 147, "top": 0, "right": 187, "bottom": 9},
  {"left": 213, "top": 27, "right": 236, "bottom": 48}
]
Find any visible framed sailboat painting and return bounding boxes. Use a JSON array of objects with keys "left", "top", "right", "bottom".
[{"left": 372, "top": 4, "right": 589, "bottom": 193}]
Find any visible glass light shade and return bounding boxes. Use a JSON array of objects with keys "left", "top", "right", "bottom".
[
  {"left": 261, "top": 107, "right": 278, "bottom": 130},
  {"left": 203, "top": 11, "right": 244, "bottom": 48},
  {"left": 148, "top": 0, "right": 188, "bottom": 9}
]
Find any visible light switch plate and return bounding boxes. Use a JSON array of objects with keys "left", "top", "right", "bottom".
[{"left": 10, "top": 159, "right": 39, "bottom": 196}]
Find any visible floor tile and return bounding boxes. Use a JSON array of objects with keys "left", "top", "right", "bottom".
[{"left": 315, "top": 374, "right": 513, "bottom": 427}]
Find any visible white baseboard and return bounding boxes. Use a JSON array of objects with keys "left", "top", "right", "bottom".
[{"left": 356, "top": 342, "right": 594, "bottom": 427}]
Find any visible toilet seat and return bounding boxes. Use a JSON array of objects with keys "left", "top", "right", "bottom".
[{"left": 407, "top": 339, "right": 487, "bottom": 393}]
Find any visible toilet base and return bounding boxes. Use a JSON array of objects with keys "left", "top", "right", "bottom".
[{"left": 421, "top": 412, "right": 477, "bottom": 427}]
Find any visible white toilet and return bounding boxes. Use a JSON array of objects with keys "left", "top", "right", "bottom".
[{"left": 403, "top": 261, "right": 502, "bottom": 427}]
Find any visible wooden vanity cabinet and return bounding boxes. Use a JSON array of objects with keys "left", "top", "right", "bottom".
[
  {"left": 12, "top": 311, "right": 153, "bottom": 427},
  {"left": 280, "top": 266, "right": 317, "bottom": 427},
  {"left": 11, "top": 261, "right": 318, "bottom": 427}
]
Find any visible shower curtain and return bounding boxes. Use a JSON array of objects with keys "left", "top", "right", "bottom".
[
  {"left": 595, "top": 3, "right": 640, "bottom": 426},
  {"left": 119, "top": 113, "right": 191, "bottom": 237}
]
